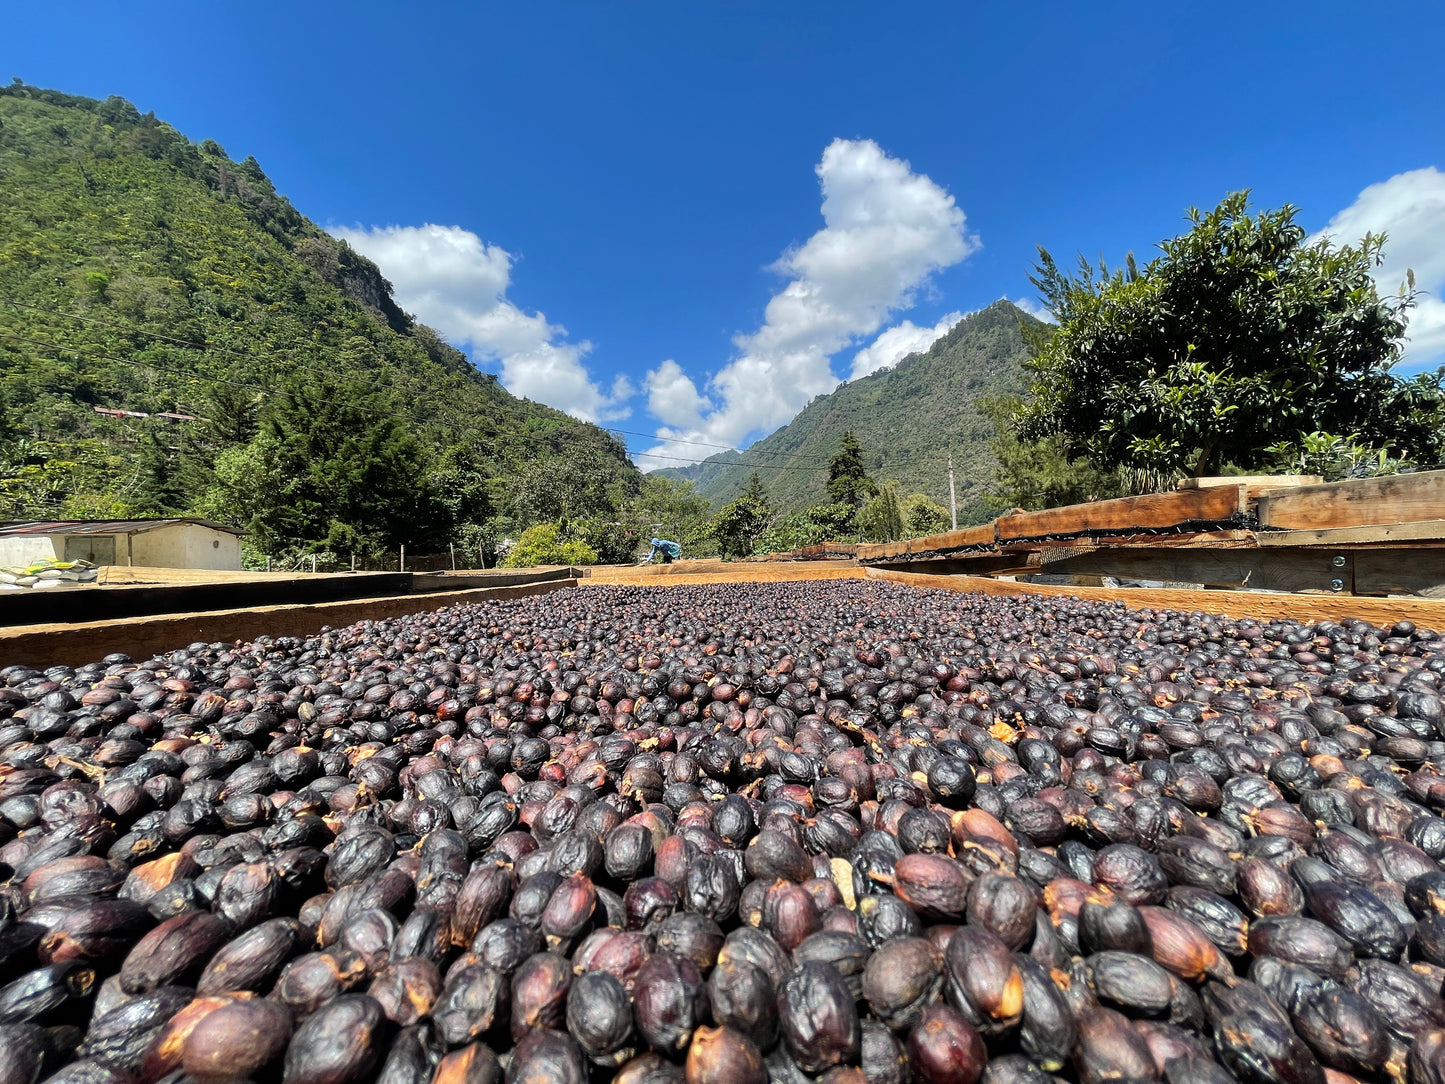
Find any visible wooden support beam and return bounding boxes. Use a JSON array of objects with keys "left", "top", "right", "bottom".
[
  {"left": 995, "top": 486, "right": 1247, "bottom": 541},
  {"left": 1036, "top": 547, "right": 1357, "bottom": 594},
  {"left": 863, "top": 567, "right": 1445, "bottom": 628},
  {"left": 1255, "top": 520, "right": 1445, "bottom": 547},
  {"left": 857, "top": 523, "right": 996, "bottom": 561},
  {"left": 1353, "top": 549, "right": 1445, "bottom": 598},
  {"left": 1255, "top": 470, "right": 1445, "bottom": 531}
]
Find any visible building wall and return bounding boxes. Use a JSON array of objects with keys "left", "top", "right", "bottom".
[
  {"left": 0, "top": 536, "right": 59, "bottom": 567},
  {"left": 130, "top": 524, "right": 243, "bottom": 571},
  {"left": 2, "top": 525, "right": 243, "bottom": 570}
]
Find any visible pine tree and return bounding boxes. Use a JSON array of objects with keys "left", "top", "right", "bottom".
[{"left": 826, "top": 431, "right": 877, "bottom": 506}]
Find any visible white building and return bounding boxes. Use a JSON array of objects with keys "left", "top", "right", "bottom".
[{"left": 0, "top": 519, "right": 245, "bottom": 571}]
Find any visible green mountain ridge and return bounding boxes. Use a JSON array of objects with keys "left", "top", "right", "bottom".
[
  {"left": 658, "top": 300, "right": 1039, "bottom": 518},
  {"left": 0, "top": 84, "right": 639, "bottom": 553}
]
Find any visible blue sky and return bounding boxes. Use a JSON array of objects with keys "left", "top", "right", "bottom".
[{"left": 9, "top": 2, "right": 1445, "bottom": 466}]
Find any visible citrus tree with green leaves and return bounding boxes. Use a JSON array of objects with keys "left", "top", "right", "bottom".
[{"left": 1014, "top": 192, "right": 1432, "bottom": 480}]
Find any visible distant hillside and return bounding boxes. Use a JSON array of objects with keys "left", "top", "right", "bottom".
[
  {"left": 0, "top": 84, "right": 638, "bottom": 550},
  {"left": 660, "top": 300, "right": 1039, "bottom": 516}
]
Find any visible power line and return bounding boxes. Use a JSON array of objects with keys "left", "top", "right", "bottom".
[
  {"left": 0, "top": 296, "right": 835, "bottom": 464},
  {"left": 0, "top": 330, "right": 825, "bottom": 472}
]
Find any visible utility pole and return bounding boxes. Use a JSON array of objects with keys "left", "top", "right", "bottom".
[{"left": 947, "top": 452, "right": 957, "bottom": 531}]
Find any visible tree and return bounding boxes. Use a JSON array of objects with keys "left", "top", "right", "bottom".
[
  {"left": 713, "top": 473, "right": 772, "bottom": 558},
  {"left": 129, "top": 429, "right": 187, "bottom": 514},
  {"left": 200, "top": 375, "right": 438, "bottom": 557},
  {"left": 857, "top": 481, "right": 905, "bottom": 542},
  {"left": 1014, "top": 192, "right": 1422, "bottom": 480},
  {"left": 501, "top": 523, "right": 599, "bottom": 567},
  {"left": 429, "top": 441, "right": 494, "bottom": 541},
  {"left": 826, "top": 431, "right": 877, "bottom": 506},
  {"left": 512, "top": 454, "right": 625, "bottom": 525},
  {"left": 902, "top": 492, "right": 949, "bottom": 536},
  {"left": 983, "top": 395, "right": 1128, "bottom": 510},
  {"left": 753, "top": 501, "right": 856, "bottom": 554},
  {"left": 625, "top": 475, "right": 717, "bottom": 558}
]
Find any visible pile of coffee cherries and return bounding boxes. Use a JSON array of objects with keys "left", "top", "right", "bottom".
[{"left": 1, "top": 580, "right": 1444, "bottom": 1084}]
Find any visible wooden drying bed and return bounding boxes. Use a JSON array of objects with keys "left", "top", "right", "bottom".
[{"left": 757, "top": 471, "right": 1445, "bottom": 599}]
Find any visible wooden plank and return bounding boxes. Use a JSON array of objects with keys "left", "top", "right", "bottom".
[
  {"left": 886, "top": 524, "right": 997, "bottom": 559},
  {"left": 995, "top": 486, "right": 1247, "bottom": 541},
  {"left": 1119, "top": 530, "right": 1256, "bottom": 547},
  {"left": 1353, "top": 549, "right": 1445, "bottom": 598},
  {"left": 863, "top": 567, "right": 1445, "bottom": 628},
  {"left": 1255, "top": 520, "right": 1445, "bottom": 547},
  {"left": 1255, "top": 470, "right": 1445, "bottom": 531},
  {"left": 857, "top": 523, "right": 997, "bottom": 562},
  {"left": 97, "top": 567, "right": 311, "bottom": 585},
  {"left": 1038, "top": 547, "right": 1355, "bottom": 594},
  {"left": 1180, "top": 475, "right": 1321, "bottom": 489},
  {"left": 872, "top": 555, "right": 1029, "bottom": 577},
  {"left": 1182, "top": 474, "right": 1323, "bottom": 499},
  {"left": 913, "top": 524, "right": 998, "bottom": 550},
  {"left": 0, "top": 579, "right": 578, "bottom": 669}
]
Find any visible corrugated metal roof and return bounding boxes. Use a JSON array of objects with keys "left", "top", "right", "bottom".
[{"left": 0, "top": 518, "right": 246, "bottom": 537}]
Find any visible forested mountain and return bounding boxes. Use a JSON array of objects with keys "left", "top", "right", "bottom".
[
  {"left": 0, "top": 84, "right": 643, "bottom": 562},
  {"left": 659, "top": 301, "right": 1040, "bottom": 517}
]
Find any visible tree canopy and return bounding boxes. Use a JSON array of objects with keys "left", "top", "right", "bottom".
[{"left": 1013, "top": 192, "right": 1438, "bottom": 479}]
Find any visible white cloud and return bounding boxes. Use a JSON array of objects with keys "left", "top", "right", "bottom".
[
  {"left": 642, "top": 138, "right": 976, "bottom": 466},
  {"left": 1011, "top": 296, "right": 1057, "bottom": 324},
  {"left": 1311, "top": 166, "right": 1445, "bottom": 370},
  {"left": 849, "top": 312, "right": 963, "bottom": 380},
  {"left": 330, "top": 224, "right": 632, "bottom": 421},
  {"left": 645, "top": 359, "right": 709, "bottom": 429}
]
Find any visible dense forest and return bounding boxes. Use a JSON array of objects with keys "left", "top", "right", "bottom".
[
  {"left": 0, "top": 83, "right": 701, "bottom": 566},
  {"left": 658, "top": 301, "right": 1041, "bottom": 521}
]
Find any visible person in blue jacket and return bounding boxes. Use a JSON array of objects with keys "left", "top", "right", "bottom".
[{"left": 644, "top": 537, "right": 682, "bottom": 564}]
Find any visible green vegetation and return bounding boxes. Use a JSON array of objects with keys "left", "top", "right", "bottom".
[
  {"left": 659, "top": 301, "right": 1039, "bottom": 515},
  {"left": 713, "top": 473, "right": 773, "bottom": 559},
  {"left": 1012, "top": 192, "right": 1445, "bottom": 481},
  {"left": 826, "top": 431, "right": 876, "bottom": 507},
  {"left": 0, "top": 84, "right": 650, "bottom": 564},
  {"left": 857, "top": 480, "right": 904, "bottom": 543},
  {"left": 902, "top": 492, "right": 949, "bottom": 536},
  {"left": 499, "top": 523, "right": 599, "bottom": 568},
  {"left": 980, "top": 395, "right": 1128, "bottom": 511},
  {"left": 741, "top": 434, "right": 957, "bottom": 555}
]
